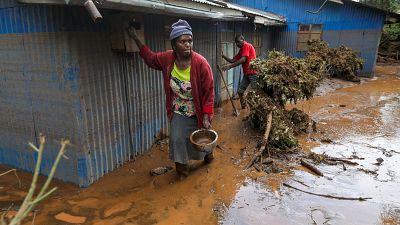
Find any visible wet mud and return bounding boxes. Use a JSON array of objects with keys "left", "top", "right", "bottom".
[
  {"left": 1, "top": 66, "right": 399, "bottom": 225},
  {"left": 223, "top": 66, "right": 400, "bottom": 225}
]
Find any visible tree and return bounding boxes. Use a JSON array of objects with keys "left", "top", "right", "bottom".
[{"left": 359, "top": 0, "right": 399, "bottom": 13}]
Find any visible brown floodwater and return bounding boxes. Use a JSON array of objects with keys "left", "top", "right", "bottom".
[
  {"left": 1, "top": 66, "right": 399, "bottom": 225},
  {"left": 222, "top": 66, "right": 400, "bottom": 225}
]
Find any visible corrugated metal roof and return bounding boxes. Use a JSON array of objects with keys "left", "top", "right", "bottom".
[
  {"left": 224, "top": 2, "right": 286, "bottom": 24},
  {"left": 18, "top": 0, "right": 286, "bottom": 25},
  {"left": 188, "top": 0, "right": 286, "bottom": 24},
  {"left": 189, "top": 0, "right": 223, "bottom": 7}
]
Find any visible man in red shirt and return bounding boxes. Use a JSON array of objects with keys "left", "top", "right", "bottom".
[{"left": 222, "top": 34, "right": 257, "bottom": 109}]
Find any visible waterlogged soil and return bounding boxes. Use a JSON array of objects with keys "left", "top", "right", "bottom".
[
  {"left": 222, "top": 66, "right": 400, "bottom": 225},
  {"left": 0, "top": 66, "right": 399, "bottom": 225}
]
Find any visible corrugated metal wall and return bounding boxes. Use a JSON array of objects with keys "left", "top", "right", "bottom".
[
  {"left": 0, "top": 5, "right": 86, "bottom": 184},
  {"left": 0, "top": 3, "right": 222, "bottom": 186},
  {"left": 233, "top": 0, "right": 386, "bottom": 74}
]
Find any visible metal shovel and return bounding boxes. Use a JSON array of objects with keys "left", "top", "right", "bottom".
[{"left": 217, "top": 65, "right": 240, "bottom": 116}]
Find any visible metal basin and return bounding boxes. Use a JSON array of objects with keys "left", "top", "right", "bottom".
[{"left": 190, "top": 129, "right": 218, "bottom": 152}]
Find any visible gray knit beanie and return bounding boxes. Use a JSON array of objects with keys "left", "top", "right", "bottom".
[{"left": 169, "top": 19, "right": 193, "bottom": 40}]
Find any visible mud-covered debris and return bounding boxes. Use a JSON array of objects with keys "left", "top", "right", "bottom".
[
  {"left": 305, "top": 40, "right": 364, "bottom": 82},
  {"left": 287, "top": 108, "right": 310, "bottom": 134},
  {"left": 246, "top": 90, "right": 298, "bottom": 152},
  {"left": 251, "top": 51, "right": 319, "bottom": 106},
  {"left": 309, "top": 152, "right": 328, "bottom": 164},
  {"left": 246, "top": 49, "right": 326, "bottom": 155},
  {"left": 374, "top": 157, "right": 384, "bottom": 166},
  {"left": 150, "top": 166, "right": 173, "bottom": 176},
  {"left": 244, "top": 42, "right": 364, "bottom": 165}
]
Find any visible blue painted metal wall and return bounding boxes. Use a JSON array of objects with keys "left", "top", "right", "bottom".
[
  {"left": 0, "top": 2, "right": 221, "bottom": 186},
  {"left": 0, "top": 4, "right": 87, "bottom": 184},
  {"left": 233, "top": 0, "right": 386, "bottom": 74}
]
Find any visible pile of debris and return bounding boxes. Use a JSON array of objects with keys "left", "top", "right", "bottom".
[
  {"left": 248, "top": 50, "right": 318, "bottom": 153},
  {"left": 377, "top": 24, "right": 400, "bottom": 64},
  {"left": 377, "top": 39, "right": 400, "bottom": 64},
  {"left": 244, "top": 41, "right": 364, "bottom": 171},
  {"left": 305, "top": 40, "right": 364, "bottom": 82}
]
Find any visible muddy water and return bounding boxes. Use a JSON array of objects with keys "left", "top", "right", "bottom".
[
  {"left": 2, "top": 67, "right": 399, "bottom": 225},
  {"left": 222, "top": 68, "right": 400, "bottom": 225}
]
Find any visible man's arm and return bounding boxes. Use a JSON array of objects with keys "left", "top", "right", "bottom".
[
  {"left": 222, "top": 54, "right": 235, "bottom": 63},
  {"left": 221, "top": 56, "right": 247, "bottom": 71}
]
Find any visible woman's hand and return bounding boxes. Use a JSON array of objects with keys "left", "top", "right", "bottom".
[
  {"left": 202, "top": 114, "right": 211, "bottom": 129},
  {"left": 126, "top": 26, "right": 138, "bottom": 39}
]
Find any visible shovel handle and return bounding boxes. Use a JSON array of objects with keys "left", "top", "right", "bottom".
[{"left": 217, "top": 65, "right": 239, "bottom": 114}]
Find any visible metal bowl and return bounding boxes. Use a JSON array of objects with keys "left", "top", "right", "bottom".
[{"left": 190, "top": 129, "right": 218, "bottom": 152}]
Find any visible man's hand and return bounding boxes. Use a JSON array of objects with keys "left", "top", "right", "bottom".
[
  {"left": 221, "top": 64, "right": 231, "bottom": 71},
  {"left": 202, "top": 114, "right": 211, "bottom": 129},
  {"left": 126, "top": 26, "right": 138, "bottom": 39}
]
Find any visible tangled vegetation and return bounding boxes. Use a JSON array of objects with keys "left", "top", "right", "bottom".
[
  {"left": 305, "top": 40, "right": 364, "bottom": 82},
  {"left": 247, "top": 41, "right": 364, "bottom": 153}
]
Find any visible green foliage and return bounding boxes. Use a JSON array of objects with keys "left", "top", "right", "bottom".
[
  {"left": 383, "top": 23, "right": 400, "bottom": 41},
  {"left": 359, "top": 0, "right": 400, "bottom": 12},
  {"left": 246, "top": 90, "right": 299, "bottom": 151},
  {"left": 246, "top": 41, "right": 364, "bottom": 152},
  {"left": 305, "top": 40, "right": 364, "bottom": 81},
  {"left": 251, "top": 51, "right": 319, "bottom": 107}
]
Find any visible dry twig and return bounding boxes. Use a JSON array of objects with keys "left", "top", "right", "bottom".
[
  {"left": 3, "top": 135, "right": 70, "bottom": 225},
  {"left": 0, "top": 169, "right": 21, "bottom": 188},
  {"left": 283, "top": 183, "right": 372, "bottom": 201}
]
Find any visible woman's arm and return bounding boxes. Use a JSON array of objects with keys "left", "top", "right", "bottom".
[
  {"left": 127, "top": 26, "right": 165, "bottom": 71},
  {"left": 200, "top": 61, "right": 215, "bottom": 128}
]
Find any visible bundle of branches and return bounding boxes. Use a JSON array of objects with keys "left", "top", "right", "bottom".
[
  {"left": 329, "top": 46, "right": 364, "bottom": 81},
  {"left": 305, "top": 40, "right": 364, "bottom": 82},
  {"left": 246, "top": 90, "right": 298, "bottom": 152},
  {"left": 251, "top": 51, "right": 319, "bottom": 107},
  {"left": 305, "top": 40, "right": 330, "bottom": 78},
  {"left": 246, "top": 50, "right": 323, "bottom": 153}
]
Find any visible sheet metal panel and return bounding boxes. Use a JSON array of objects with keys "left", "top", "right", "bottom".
[
  {"left": 0, "top": 5, "right": 227, "bottom": 186},
  {"left": 0, "top": 4, "right": 80, "bottom": 184},
  {"left": 0, "top": 36, "right": 80, "bottom": 183},
  {"left": 0, "top": 5, "right": 168, "bottom": 186},
  {"left": 233, "top": 0, "right": 385, "bottom": 30},
  {"left": 73, "top": 32, "right": 133, "bottom": 186},
  {"left": 124, "top": 14, "right": 168, "bottom": 157},
  {"left": 0, "top": 34, "right": 37, "bottom": 173}
]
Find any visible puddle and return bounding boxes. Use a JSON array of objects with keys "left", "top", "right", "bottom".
[{"left": 222, "top": 72, "right": 400, "bottom": 224}]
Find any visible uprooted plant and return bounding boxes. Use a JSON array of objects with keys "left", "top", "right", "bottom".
[
  {"left": 248, "top": 51, "right": 318, "bottom": 152},
  {"left": 1, "top": 135, "right": 70, "bottom": 225},
  {"left": 305, "top": 40, "right": 365, "bottom": 82},
  {"left": 244, "top": 41, "right": 365, "bottom": 172}
]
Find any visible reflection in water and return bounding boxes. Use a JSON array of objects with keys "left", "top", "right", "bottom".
[{"left": 223, "top": 75, "right": 400, "bottom": 225}]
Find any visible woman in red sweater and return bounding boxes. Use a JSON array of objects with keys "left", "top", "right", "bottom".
[{"left": 127, "top": 19, "right": 215, "bottom": 177}]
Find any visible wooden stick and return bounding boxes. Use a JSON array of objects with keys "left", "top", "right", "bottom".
[
  {"left": 260, "top": 112, "right": 273, "bottom": 168},
  {"left": 0, "top": 169, "right": 21, "bottom": 188},
  {"left": 283, "top": 183, "right": 372, "bottom": 201},
  {"left": 245, "top": 112, "right": 273, "bottom": 170},
  {"left": 300, "top": 159, "right": 323, "bottom": 176},
  {"left": 326, "top": 157, "right": 358, "bottom": 165}
]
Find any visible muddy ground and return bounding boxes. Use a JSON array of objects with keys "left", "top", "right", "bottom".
[{"left": 1, "top": 66, "right": 400, "bottom": 225}]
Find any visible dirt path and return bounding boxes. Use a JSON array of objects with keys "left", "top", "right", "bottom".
[{"left": 1, "top": 66, "right": 399, "bottom": 225}]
